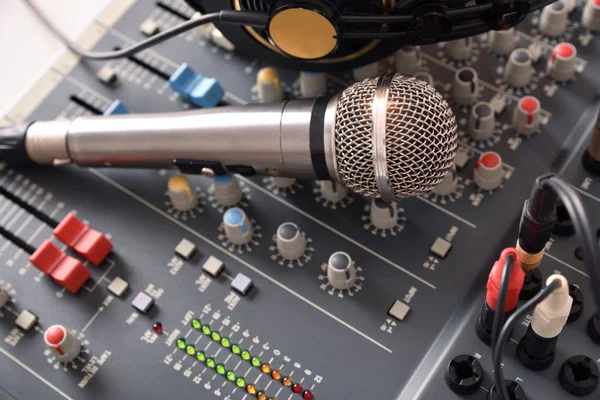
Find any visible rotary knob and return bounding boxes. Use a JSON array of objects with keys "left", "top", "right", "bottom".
[
  {"left": 214, "top": 174, "right": 242, "bottom": 207},
  {"left": 352, "top": 62, "right": 379, "bottom": 81},
  {"left": 167, "top": 175, "right": 198, "bottom": 211},
  {"left": 488, "top": 28, "right": 517, "bottom": 56},
  {"left": 540, "top": 1, "right": 569, "bottom": 37},
  {"left": 445, "top": 38, "right": 473, "bottom": 61},
  {"left": 299, "top": 71, "right": 327, "bottom": 98},
  {"left": 370, "top": 198, "right": 399, "bottom": 230},
  {"left": 414, "top": 72, "right": 434, "bottom": 86},
  {"left": 505, "top": 49, "right": 534, "bottom": 88},
  {"left": 44, "top": 325, "right": 81, "bottom": 363},
  {"left": 257, "top": 67, "right": 284, "bottom": 103},
  {"left": 319, "top": 181, "right": 348, "bottom": 203},
  {"left": 474, "top": 152, "right": 504, "bottom": 191},
  {"left": 0, "top": 285, "right": 9, "bottom": 308},
  {"left": 583, "top": 0, "right": 600, "bottom": 32},
  {"left": 432, "top": 165, "right": 458, "bottom": 196},
  {"left": 326, "top": 252, "right": 356, "bottom": 290},
  {"left": 223, "top": 208, "right": 253, "bottom": 245},
  {"left": 271, "top": 176, "right": 296, "bottom": 189},
  {"left": 276, "top": 223, "right": 307, "bottom": 260},
  {"left": 469, "top": 102, "right": 496, "bottom": 141},
  {"left": 548, "top": 43, "right": 577, "bottom": 82},
  {"left": 396, "top": 45, "right": 422, "bottom": 76},
  {"left": 513, "top": 96, "right": 542, "bottom": 136},
  {"left": 452, "top": 67, "right": 479, "bottom": 106}
]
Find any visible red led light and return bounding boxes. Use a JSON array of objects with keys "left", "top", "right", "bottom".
[
  {"left": 153, "top": 322, "right": 163, "bottom": 334},
  {"left": 292, "top": 383, "right": 302, "bottom": 393},
  {"left": 302, "top": 390, "right": 314, "bottom": 400}
]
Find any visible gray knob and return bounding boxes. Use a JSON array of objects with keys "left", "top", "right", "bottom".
[
  {"left": 326, "top": 252, "right": 356, "bottom": 290},
  {"left": 223, "top": 207, "right": 253, "bottom": 245},
  {"left": 414, "top": 72, "right": 434, "bottom": 86},
  {"left": 319, "top": 181, "right": 348, "bottom": 203},
  {"left": 547, "top": 43, "right": 577, "bottom": 82},
  {"left": 167, "top": 175, "right": 198, "bottom": 211},
  {"left": 256, "top": 67, "right": 283, "bottom": 103},
  {"left": 352, "top": 62, "right": 379, "bottom": 81},
  {"left": 276, "top": 223, "right": 307, "bottom": 260},
  {"left": 469, "top": 102, "right": 496, "bottom": 141},
  {"left": 513, "top": 96, "right": 542, "bottom": 136},
  {"left": 583, "top": 0, "right": 600, "bottom": 32},
  {"left": 444, "top": 38, "right": 473, "bottom": 61},
  {"left": 271, "top": 176, "right": 296, "bottom": 189},
  {"left": 505, "top": 49, "right": 534, "bottom": 87},
  {"left": 432, "top": 165, "right": 458, "bottom": 196},
  {"left": 540, "top": 1, "right": 569, "bottom": 37},
  {"left": 452, "top": 67, "right": 479, "bottom": 106},
  {"left": 370, "top": 198, "right": 399, "bottom": 230},
  {"left": 214, "top": 174, "right": 242, "bottom": 207},
  {"left": 0, "top": 286, "right": 8, "bottom": 308},
  {"left": 299, "top": 71, "right": 327, "bottom": 98},
  {"left": 474, "top": 152, "right": 504, "bottom": 191},
  {"left": 44, "top": 325, "right": 81, "bottom": 363},
  {"left": 396, "top": 45, "right": 421, "bottom": 76},
  {"left": 489, "top": 28, "right": 517, "bottom": 55}
]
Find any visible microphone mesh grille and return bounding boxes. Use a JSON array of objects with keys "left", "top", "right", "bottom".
[{"left": 334, "top": 75, "right": 457, "bottom": 199}]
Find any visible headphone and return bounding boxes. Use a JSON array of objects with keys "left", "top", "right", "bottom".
[{"left": 184, "top": 0, "right": 555, "bottom": 71}]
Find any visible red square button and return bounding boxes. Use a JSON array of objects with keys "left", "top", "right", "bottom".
[
  {"left": 74, "top": 230, "right": 113, "bottom": 266},
  {"left": 53, "top": 213, "right": 88, "bottom": 247},
  {"left": 50, "top": 257, "right": 91, "bottom": 294},
  {"left": 29, "top": 240, "right": 65, "bottom": 274}
]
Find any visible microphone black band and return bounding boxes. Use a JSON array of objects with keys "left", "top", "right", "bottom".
[{"left": 309, "top": 96, "right": 332, "bottom": 180}]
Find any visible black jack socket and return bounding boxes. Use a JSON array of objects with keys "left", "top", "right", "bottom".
[
  {"left": 445, "top": 354, "right": 483, "bottom": 395},
  {"left": 559, "top": 355, "right": 599, "bottom": 396}
]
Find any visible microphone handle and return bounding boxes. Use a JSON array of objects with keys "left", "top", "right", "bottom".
[{"left": 24, "top": 97, "right": 337, "bottom": 180}]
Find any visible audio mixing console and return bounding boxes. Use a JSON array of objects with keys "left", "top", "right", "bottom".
[{"left": 1, "top": 1, "right": 600, "bottom": 399}]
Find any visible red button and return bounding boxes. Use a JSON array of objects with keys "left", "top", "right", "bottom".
[
  {"left": 45, "top": 325, "right": 65, "bottom": 345},
  {"left": 53, "top": 213, "right": 88, "bottom": 247},
  {"left": 50, "top": 257, "right": 91, "bottom": 294},
  {"left": 74, "top": 230, "right": 113, "bottom": 266},
  {"left": 479, "top": 153, "right": 500, "bottom": 169},
  {"left": 29, "top": 240, "right": 65, "bottom": 274}
]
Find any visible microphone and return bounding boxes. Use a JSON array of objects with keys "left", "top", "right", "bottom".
[{"left": 0, "top": 73, "right": 457, "bottom": 201}]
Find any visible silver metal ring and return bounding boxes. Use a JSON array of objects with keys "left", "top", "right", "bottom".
[{"left": 372, "top": 73, "right": 394, "bottom": 202}]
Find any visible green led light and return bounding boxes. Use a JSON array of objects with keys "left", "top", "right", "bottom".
[
  {"left": 176, "top": 338, "right": 186, "bottom": 349},
  {"left": 185, "top": 345, "right": 196, "bottom": 355},
  {"left": 196, "top": 351, "right": 206, "bottom": 362},
  {"left": 201, "top": 325, "right": 211, "bottom": 335},
  {"left": 241, "top": 350, "right": 251, "bottom": 361},
  {"left": 205, "top": 358, "right": 216, "bottom": 368},
  {"left": 211, "top": 331, "right": 221, "bottom": 342},
  {"left": 236, "top": 377, "right": 246, "bottom": 388},
  {"left": 191, "top": 319, "right": 201, "bottom": 330},
  {"left": 221, "top": 337, "right": 231, "bottom": 348},
  {"left": 216, "top": 364, "right": 226, "bottom": 375},
  {"left": 231, "top": 344, "right": 241, "bottom": 354},
  {"left": 226, "top": 371, "right": 236, "bottom": 381},
  {"left": 251, "top": 357, "right": 261, "bottom": 367}
]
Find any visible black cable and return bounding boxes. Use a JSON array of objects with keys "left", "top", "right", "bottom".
[
  {"left": 492, "top": 279, "right": 561, "bottom": 400},
  {"left": 491, "top": 254, "right": 514, "bottom": 349}
]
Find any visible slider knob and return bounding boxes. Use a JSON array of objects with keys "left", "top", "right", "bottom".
[
  {"left": 167, "top": 175, "right": 198, "bottom": 211},
  {"left": 432, "top": 165, "right": 458, "bottom": 196},
  {"left": 370, "top": 198, "right": 399, "bottom": 230},
  {"left": 299, "top": 72, "right": 327, "bottom": 98},
  {"left": 257, "top": 67, "right": 284, "bottom": 103},
  {"left": 319, "top": 181, "right": 348, "bottom": 203},
  {"left": 583, "top": 0, "right": 600, "bottom": 32},
  {"left": 469, "top": 102, "right": 496, "bottom": 141},
  {"left": 474, "top": 152, "right": 504, "bottom": 191},
  {"left": 0, "top": 286, "right": 9, "bottom": 308},
  {"left": 214, "top": 174, "right": 242, "bottom": 207},
  {"left": 271, "top": 176, "right": 296, "bottom": 189},
  {"left": 444, "top": 38, "right": 473, "bottom": 61},
  {"left": 276, "top": 223, "right": 306, "bottom": 261},
  {"left": 396, "top": 45, "right": 422, "bottom": 76},
  {"left": 223, "top": 208, "right": 253, "bottom": 245},
  {"left": 505, "top": 49, "right": 534, "bottom": 88},
  {"left": 452, "top": 67, "right": 479, "bottom": 106},
  {"left": 513, "top": 96, "right": 542, "bottom": 136},
  {"left": 540, "top": 1, "right": 569, "bottom": 37},
  {"left": 489, "top": 28, "right": 517, "bottom": 56},
  {"left": 326, "top": 252, "right": 356, "bottom": 290},
  {"left": 44, "top": 325, "right": 81, "bottom": 363},
  {"left": 548, "top": 43, "right": 577, "bottom": 82}
]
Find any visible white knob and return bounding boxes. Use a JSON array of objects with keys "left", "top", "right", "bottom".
[
  {"left": 547, "top": 43, "right": 577, "bottom": 82},
  {"left": 583, "top": 0, "right": 600, "bottom": 32},
  {"left": 257, "top": 68, "right": 283, "bottom": 103},
  {"left": 505, "top": 48, "right": 534, "bottom": 87},
  {"left": 214, "top": 174, "right": 242, "bottom": 207},
  {"left": 319, "top": 181, "right": 348, "bottom": 203},
  {"left": 469, "top": 102, "right": 496, "bottom": 141},
  {"left": 223, "top": 208, "right": 253, "bottom": 245},
  {"left": 432, "top": 165, "right": 458, "bottom": 196},
  {"left": 326, "top": 252, "right": 356, "bottom": 290},
  {"left": 396, "top": 45, "right": 421, "bottom": 76},
  {"left": 44, "top": 325, "right": 81, "bottom": 363},
  {"left": 540, "top": 1, "right": 569, "bottom": 37},
  {"left": 414, "top": 72, "right": 434, "bottom": 86},
  {"left": 276, "top": 223, "right": 306, "bottom": 260},
  {"left": 444, "top": 38, "right": 473, "bottom": 61},
  {"left": 167, "top": 175, "right": 198, "bottom": 211},
  {"left": 352, "top": 62, "right": 379, "bottom": 81},
  {"left": 513, "top": 96, "right": 542, "bottom": 136},
  {"left": 370, "top": 198, "right": 399, "bottom": 230},
  {"left": 0, "top": 286, "right": 9, "bottom": 308},
  {"left": 489, "top": 28, "right": 517, "bottom": 56},
  {"left": 452, "top": 67, "right": 479, "bottom": 106},
  {"left": 474, "top": 152, "right": 504, "bottom": 191},
  {"left": 271, "top": 176, "right": 296, "bottom": 189},
  {"left": 299, "top": 71, "right": 327, "bottom": 98}
]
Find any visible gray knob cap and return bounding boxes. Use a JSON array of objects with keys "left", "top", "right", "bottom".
[
  {"left": 469, "top": 102, "right": 496, "bottom": 140},
  {"left": 583, "top": 0, "right": 600, "bottom": 32},
  {"left": 299, "top": 71, "right": 327, "bottom": 98},
  {"left": 0, "top": 286, "right": 8, "bottom": 308},
  {"left": 488, "top": 28, "right": 517, "bottom": 55},
  {"left": 352, "top": 62, "right": 379, "bottom": 81},
  {"left": 276, "top": 223, "right": 307, "bottom": 260},
  {"left": 505, "top": 49, "right": 534, "bottom": 87},
  {"left": 271, "top": 176, "right": 296, "bottom": 189},
  {"left": 474, "top": 152, "right": 504, "bottom": 191},
  {"left": 223, "top": 207, "right": 253, "bottom": 245},
  {"left": 452, "top": 67, "right": 479, "bottom": 106},
  {"left": 214, "top": 174, "right": 242, "bottom": 207},
  {"left": 414, "top": 72, "right": 434, "bottom": 86},
  {"left": 326, "top": 251, "right": 356, "bottom": 290},
  {"left": 167, "top": 175, "right": 198, "bottom": 211},
  {"left": 444, "top": 38, "right": 472, "bottom": 61},
  {"left": 256, "top": 67, "right": 283, "bottom": 103},
  {"left": 432, "top": 165, "right": 458, "bottom": 196},
  {"left": 540, "top": 1, "right": 569, "bottom": 37},
  {"left": 547, "top": 43, "right": 577, "bottom": 82},
  {"left": 319, "top": 181, "right": 348, "bottom": 203},
  {"left": 396, "top": 45, "right": 421, "bottom": 76},
  {"left": 44, "top": 325, "right": 81, "bottom": 363},
  {"left": 370, "top": 198, "right": 399, "bottom": 230},
  {"left": 512, "top": 96, "right": 541, "bottom": 136}
]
